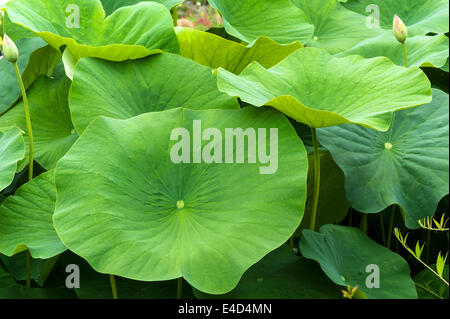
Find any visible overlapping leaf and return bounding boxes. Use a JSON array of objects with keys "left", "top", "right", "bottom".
[
  {"left": 317, "top": 89, "right": 449, "bottom": 229},
  {"left": 343, "top": 0, "right": 450, "bottom": 36},
  {"left": 194, "top": 246, "right": 342, "bottom": 299},
  {"left": 208, "top": 0, "right": 314, "bottom": 44},
  {"left": 69, "top": 53, "right": 239, "bottom": 134},
  {"left": 175, "top": 27, "right": 302, "bottom": 74},
  {"left": 300, "top": 225, "right": 418, "bottom": 298},
  {"left": 4, "top": 0, "right": 179, "bottom": 61},
  {"left": 0, "top": 170, "right": 65, "bottom": 259},
  {"left": 101, "top": 0, "right": 183, "bottom": 15},
  {"left": 53, "top": 107, "right": 308, "bottom": 294},
  {"left": 0, "top": 127, "right": 25, "bottom": 191},
  {"left": 217, "top": 47, "right": 432, "bottom": 130},
  {"left": 0, "top": 76, "right": 77, "bottom": 170}
]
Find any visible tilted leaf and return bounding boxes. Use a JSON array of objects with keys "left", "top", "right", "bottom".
[
  {"left": 414, "top": 265, "right": 449, "bottom": 299},
  {"left": 0, "top": 76, "right": 77, "bottom": 170},
  {"left": 0, "top": 170, "right": 66, "bottom": 259},
  {"left": 4, "top": 0, "right": 179, "bottom": 61},
  {"left": 208, "top": 0, "right": 314, "bottom": 44},
  {"left": 175, "top": 27, "right": 303, "bottom": 74},
  {"left": 0, "top": 127, "right": 25, "bottom": 191},
  {"left": 300, "top": 224, "right": 418, "bottom": 299},
  {"left": 101, "top": 0, "right": 183, "bottom": 15},
  {"left": 217, "top": 47, "right": 432, "bottom": 130},
  {"left": 69, "top": 53, "right": 239, "bottom": 134},
  {"left": 317, "top": 89, "right": 449, "bottom": 228},
  {"left": 53, "top": 107, "right": 308, "bottom": 294}
]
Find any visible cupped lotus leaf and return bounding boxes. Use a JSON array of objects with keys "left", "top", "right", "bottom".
[
  {"left": 317, "top": 89, "right": 449, "bottom": 229},
  {"left": 175, "top": 27, "right": 303, "bottom": 74},
  {"left": 4, "top": 0, "right": 179, "bottom": 61},
  {"left": 208, "top": 0, "right": 314, "bottom": 44},
  {"left": 414, "top": 265, "right": 449, "bottom": 299},
  {"left": 0, "top": 37, "right": 47, "bottom": 114},
  {"left": 69, "top": 53, "right": 239, "bottom": 134},
  {"left": 295, "top": 151, "right": 349, "bottom": 235},
  {"left": 340, "top": 33, "right": 449, "bottom": 69},
  {"left": 101, "top": 0, "right": 183, "bottom": 15},
  {"left": 0, "top": 170, "right": 65, "bottom": 259},
  {"left": 343, "top": 0, "right": 449, "bottom": 36},
  {"left": 291, "top": 0, "right": 383, "bottom": 54},
  {"left": 0, "top": 76, "right": 77, "bottom": 170},
  {"left": 194, "top": 246, "right": 342, "bottom": 299},
  {"left": 0, "top": 127, "right": 25, "bottom": 191},
  {"left": 217, "top": 47, "right": 432, "bottom": 130},
  {"left": 53, "top": 107, "right": 308, "bottom": 294},
  {"left": 300, "top": 224, "right": 418, "bottom": 299},
  {"left": 58, "top": 251, "right": 195, "bottom": 299}
]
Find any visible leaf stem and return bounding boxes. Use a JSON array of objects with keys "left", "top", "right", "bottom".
[
  {"left": 13, "top": 62, "right": 33, "bottom": 181},
  {"left": 177, "top": 277, "right": 183, "bottom": 299},
  {"left": 25, "top": 250, "right": 31, "bottom": 288},
  {"left": 109, "top": 274, "right": 118, "bottom": 299},
  {"left": 379, "top": 214, "right": 386, "bottom": 245},
  {"left": 387, "top": 205, "right": 396, "bottom": 249},
  {"left": 401, "top": 43, "right": 408, "bottom": 68},
  {"left": 171, "top": 6, "right": 178, "bottom": 26},
  {"left": 360, "top": 213, "right": 368, "bottom": 234},
  {"left": 309, "top": 128, "right": 321, "bottom": 231}
]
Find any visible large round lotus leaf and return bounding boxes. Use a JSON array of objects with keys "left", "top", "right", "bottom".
[
  {"left": 101, "top": 0, "right": 183, "bottom": 15},
  {"left": 0, "top": 37, "right": 47, "bottom": 114},
  {"left": 58, "top": 251, "right": 195, "bottom": 299},
  {"left": 317, "top": 89, "right": 449, "bottom": 229},
  {"left": 300, "top": 225, "right": 417, "bottom": 299},
  {"left": 291, "top": 0, "right": 383, "bottom": 54},
  {"left": 4, "top": 0, "right": 179, "bottom": 61},
  {"left": 343, "top": 0, "right": 449, "bottom": 36},
  {"left": 53, "top": 107, "right": 308, "bottom": 294},
  {"left": 0, "top": 170, "right": 65, "bottom": 259},
  {"left": 175, "top": 27, "right": 303, "bottom": 74},
  {"left": 208, "top": 0, "right": 314, "bottom": 44},
  {"left": 340, "top": 33, "right": 449, "bottom": 69},
  {"left": 0, "top": 127, "right": 25, "bottom": 192},
  {"left": 217, "top": 47, "right": 432, "bottom": 130},
  {"left": 0, "top": 76, "right": 78, "bottom": 170},
  {"left": 295, "top": 151, "right": 349, "bottom": 235},
  {"left": 194, "top": 246, "right": 342, "bottom": 299},
  {"left": 69, "top": 53, "right": 239, "bottom": 134},
  {"left": 414, "top": 265, "right": 449, "bottom": 299}
]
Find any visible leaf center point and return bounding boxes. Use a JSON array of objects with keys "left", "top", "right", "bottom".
[
  {"left": 176, "top": 200, "right": 185, "bottom": 209},
  {"left": 384, "top": 142, "right": 393, "bottom": 150}
]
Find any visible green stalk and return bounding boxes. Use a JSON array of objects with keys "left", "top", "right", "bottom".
[
  {"left": 109, "top": 274, "right": 118, "bottom": 299},
  {"left": 171, "top": 6, "right": 178, "bottom": 26},
  {"left": 360, "top": 213, "right": 368, "bottom": 234},
  {"left": 380, "top": 214, "right": 387, "bottom": 246},
  {"left": 177, "top": 277, "right": 183, "bottom": 299},
  {"left": 289, "top": 236, "right": 294, "bottom": 251},
  {"left": 387, "top": 205, "right": 396, "bottom": 249},
  {"left": 309, "top": 128, "right": 321, "bottom": 231},
  {"left": 13, "top": 61, "right": 34, "bottom": 288},
  {"left": 401, "top": 43, "right": 408, "bottom": 68}
]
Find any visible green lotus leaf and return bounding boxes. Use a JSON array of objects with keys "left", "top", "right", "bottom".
[
  {"left": 0, "top": 11, "right": 35, "bottom": 41},
  {"left": 53, "top": 107, "right": 308, "bottom": 294},
  {"left": 300, "top": 224, "right": 418, "bottom": 299},
  {"left": 0, "top": 76, "right": 77, "bottom": 170},
  {"left": 0, "top": 253, "right": 59, "bottom": 287},
  {"left": 0, "top": 37, "right": 47, "bottom": 114},
  {"left": 441, "top": 59, "right": 449, "bottom": 72},
  {"left": 317, "top": 89, "right": 449, "bottom": 229},
  {"left": 194, "top": 246, "right": 342, "bottom": 299},
  {"left": 217, "top": 47, "right": 432, "bottom": 130},
  {"left": 208, "top": 0, "right": 314, "bottom": 44},
  {"left": 0, "top": 170, "right": 65, "bottom": 259},
  {"left": 292, "top": 0, "right": 384, "bottom": 54},
  {"left": 340, "top": 33, "right": 449, "bottom": 68},
  {"left": 0, "top": 263, "right": 16, "bottom": 289},
  {"left": 0, "top": 286, "right": 77, "bottom": 299},
  {"left": 343, "top": 0, "right": 450, "bottom": 36},
  {"left": 69, "top": 53, "right": 239, "bottom": 134},
  {"left": 0, "top": 127, "right": 25, "bottom": 191},
  {"left": 101, "top": 0, "right": 183, "bottom": 15},
  {"left": 4, "top": 0, "right": 179, "bottom": 61},
  {"left": 58, "top": 251, "right": 195, "bottom": 299},
  {"left": 175, "top": 27, "right": 303, "bottom": 74},
  {"left": 414, "top": 265, "right": 449, "bottom": 299},
  {"left": 295, "top": 151, "right": 349, "bottom": 235}
]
